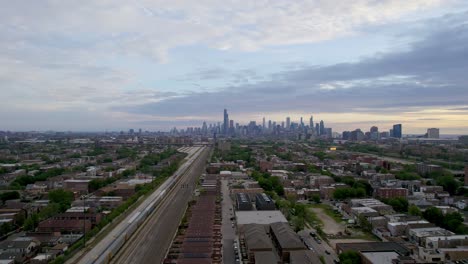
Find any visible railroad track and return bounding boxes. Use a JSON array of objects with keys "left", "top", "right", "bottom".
[{"left": 76, "top": 146, "right": 208, "bottom": 264}]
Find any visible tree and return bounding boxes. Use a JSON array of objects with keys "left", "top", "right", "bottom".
[
  {"left": 48, "top": 189, "right": 74, "bottom": 212},
  {"left": 333, "top": 187, "right": 366, "bottom": 200},
  {"left": 422, "top": 207, "right": 467, "bottom": 234},
  {"left": 38, "top": 203, "right": 61, "bottom": 219},
  {"left": 354, "top": 180, "right": 373, "bottom": 196},
  {"left": 436, "top": 175, "right": 460, "bottom": 195},
  {"left": 311, "top": 195, "right": 321, "bottom": 204},
  {"left": 358, "top": 214, "right": 372, "bottom": 232},
  {"left": 49, "top": 189, "right": 73, "bottom": 204},
  {"left": 339, "top": 250, "right": 361, "bottom": 264},
  {"left": 422, "top": 207, "right": 444, "bottom": 227},
  {"left": 0, "top": 222, "right": 13, "bottom": 235},
  {"left": 444, "top": 212, "right": 466, "bottom": 234},
  {"left": 0, "top": 191, "right": 20, "bottom": 203},
  {"left": 383, "top": 197, "right": 408, "bottom": 213},
  {"left": 23, "top": 213, "right": 39, "bottom": 231},
  {"left": 408, "top": 205, "right": 422, "bottom": 217}
]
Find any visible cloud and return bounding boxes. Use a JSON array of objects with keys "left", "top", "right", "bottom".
[
  {"left": 0, "top": 0, "right": 446, "bottom": 62},
  {"left": 0, "top": 1, "right": 466, "bottom": 131},
  {"left": 120, "top": 11, "right": 468, "bottom": 121}
]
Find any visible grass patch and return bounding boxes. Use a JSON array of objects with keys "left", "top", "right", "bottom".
[
  {"left": 305, "top": 208, "right": 323, "bottom": 226},
  {"left": 346, "top": 228, "right": 381, "bottom": 241},
  {"left": 310, "top": 204, "right": 343, "bottom": 223}
]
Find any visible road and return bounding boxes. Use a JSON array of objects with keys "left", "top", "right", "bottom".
[
  {"left": 111, "top": 146, "right": 210, "bottom": 264},
  {"left": 299, "top": 229, "right": 339, "bottom": 264},
  {"left": 74, "top": 146, "right": 210, "bottom": 264},
  {"left": 221, "top": 179, "right": 236, "bottom": 264}
]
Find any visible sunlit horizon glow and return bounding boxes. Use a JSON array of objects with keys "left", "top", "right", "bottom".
[{"left": 1, "top": 1, "right": 468, "bottom": 134}]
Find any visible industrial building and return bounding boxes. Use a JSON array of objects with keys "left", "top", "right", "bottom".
[
  {"left": 255, "top": 193, "right": 275, "bottom": 210},
  {"left": 236, "top": 193, "right": 252, "bottom": 211}
]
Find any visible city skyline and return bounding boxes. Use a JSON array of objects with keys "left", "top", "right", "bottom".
[{"left": 1, "top": 1, "right": 468, "bottom": 133}]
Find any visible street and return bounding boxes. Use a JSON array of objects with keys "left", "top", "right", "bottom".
[
  {"left": 221, "top": 179, "right": 237, "bottom": 264},
  {"left": 298, "top": 229, "right": 339, "bottom": 264}
]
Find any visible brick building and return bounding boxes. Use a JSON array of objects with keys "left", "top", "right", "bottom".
[{"left": 375, "top": 188, "right": 408, "bottom": 199}]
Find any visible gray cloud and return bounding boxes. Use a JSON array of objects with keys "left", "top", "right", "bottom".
[{"left": 119, "top": 11, "right": 468, "bottom": 119}]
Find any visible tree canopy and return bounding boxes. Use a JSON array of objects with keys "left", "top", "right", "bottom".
[
  {"left": 423, "top": 207, "right": 467, "bottom": 234},
  {"left": 382, "top": 197, "right": 408, "bottom": 213},
  {"left": 339, "top": 250, "right": 361, "bottom": 264},
  {"left": 333, "top": 187, "right": 366, "bottom": 200}
]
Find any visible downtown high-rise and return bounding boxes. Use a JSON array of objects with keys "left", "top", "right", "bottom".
[{"left": 223, "top": 109, "right": 229, "bottom": 135}]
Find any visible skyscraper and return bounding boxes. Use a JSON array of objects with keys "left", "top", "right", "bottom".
[
  {"left": 223, "top": 109, "right": 229, "bottom": 135},
  {"left": 427, "top": 128, "right": 440, "bottom": 138},
  {"left": 393, "top": 124, "right": 402, "bottom": 138},
  {"left": 202, "top": 121, "right": 207, "bottom": 134},
  {"left": 319, "top": 120, "right": 325, "bottom": 135},
  {"left": 286, "top": 117, "right": 291, "bottom": 129},
  {"left": 309, "top": 115, "right": 313, "bottom": 128},
  {"left": 262, "top": 117, "right": 266, "bottom": 129}
]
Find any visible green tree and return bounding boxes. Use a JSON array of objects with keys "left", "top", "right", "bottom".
[
  {"left": 358, "top": 214, "right": 372, "bottom": 232},
  {"left": 436, "top": 175, "right": 461, "bottom": 195},
  {"left": 444, "top": 212, "right": 466, "bottom": 234},
  {"left": 311, "top": 195, "right": 321, "bottom": 204},
  {"left": 0, "top": 222, "right": 13, "bottom": 235},
  {"left": 38, "top": 203, "right": 61, "bottom": 219},
  {"left": 422, "top": 207, "right": 467, "bottom": 233},
  {"left": 354, "top": 180, "right": 373, "bottom": 196},
  {"left": 0, "top": 191, "right": 20, "bottom": 203},
  {"left": 383, "top": 197, "right": 408, "bottom": 213},
  {"left": 422, "top": 206, "right": 445, "bottom": 227},
  {"left": 333, "top": 187, "right": 366, "bottom": 200},
  {"left": 48, "top": 189, "right": 74, "bottom": 212},
  {"left": 408, "top": 205, "right": 422, "bottom": 217},
  {"left": 23, "top": 213, "right": 39, "bottom": 231},
  {"left": 339, "top": 250, "right": 361, "bottom": 264},
  {"left": 49, "top": 189, "right": 74, "bottom": 204}
]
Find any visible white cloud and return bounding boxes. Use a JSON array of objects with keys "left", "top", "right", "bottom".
[{"left": 0, "top": 0, "right": 459, "bottom": 130}]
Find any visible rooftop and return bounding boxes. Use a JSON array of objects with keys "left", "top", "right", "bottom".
[
  {"left": 243, "top": 224, "right": 273, "bottom": 250},
  {"left": 409, "top": 227, "right": 455, "bottom": 237},
  {"left": 336, "top": 242, "right": 410, "bottom": 256},
  {"left": 236, "top": 211, "right": 287, "bottom": 226},
  {"left": 270, "top": 222, "right": 305, "bottom": 250},
  {"left": 254, "top": 251, "right": 277, "bottom": 264},
  {"left": 361, "top": 251, "right": 400, "bottom": 264}
]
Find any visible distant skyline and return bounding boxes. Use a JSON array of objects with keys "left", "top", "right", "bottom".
[{"left": 1, "top": 1, "right": 468, "bottom": 133}]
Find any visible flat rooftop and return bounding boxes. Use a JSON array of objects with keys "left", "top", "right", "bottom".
[
  {"left": 336, "top": 242, "right": 410, "bottom": 256},
  {"left": 236, "top": 210, "right": 287, "bottom": 226},
  {"left": 362, "top": 251, "right": 400, "bottom": 264}
]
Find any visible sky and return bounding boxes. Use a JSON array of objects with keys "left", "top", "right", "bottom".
[{"left": 1, "top": 0, "right": 468, "bottom": 134}]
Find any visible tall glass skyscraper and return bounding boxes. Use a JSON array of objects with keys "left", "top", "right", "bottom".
[
  {"left": 393, "top": 124, "right": 402, "bottom": 138},
  {"left": 223, "top": 109, "right": 229, "bottom": 135}
]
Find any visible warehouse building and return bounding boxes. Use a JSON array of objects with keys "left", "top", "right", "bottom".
[
  {"left": 269, "top": 222, "right": 306, "bottom": 262},
  {"left": 236, "top": 193, "right": 252, "bottom": 211},
  {"left": 255, "top": 193, "right": 275, "bottom": 210}
]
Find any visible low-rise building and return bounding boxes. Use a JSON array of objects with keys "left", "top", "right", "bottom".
[
  {"left": 375, "top": 187, "right": 408, "bottom": 199},
  {"left": 270, "top": 222, "right": 306, "bottom": 262},
  {"left": 63, "top": 179, "right": 91, "bottom": 193},
  {"left": 236, "top": 193, "right": 253, "bottom": 211},
  {"left": 242, "top": 224, "right": 274, "bottom": 262},
  {"left": 255, "top": 193, "right": 275, "bottom": 210},
  {"left": 409, "top": 227, "right": 455, "bottom": 246}
]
